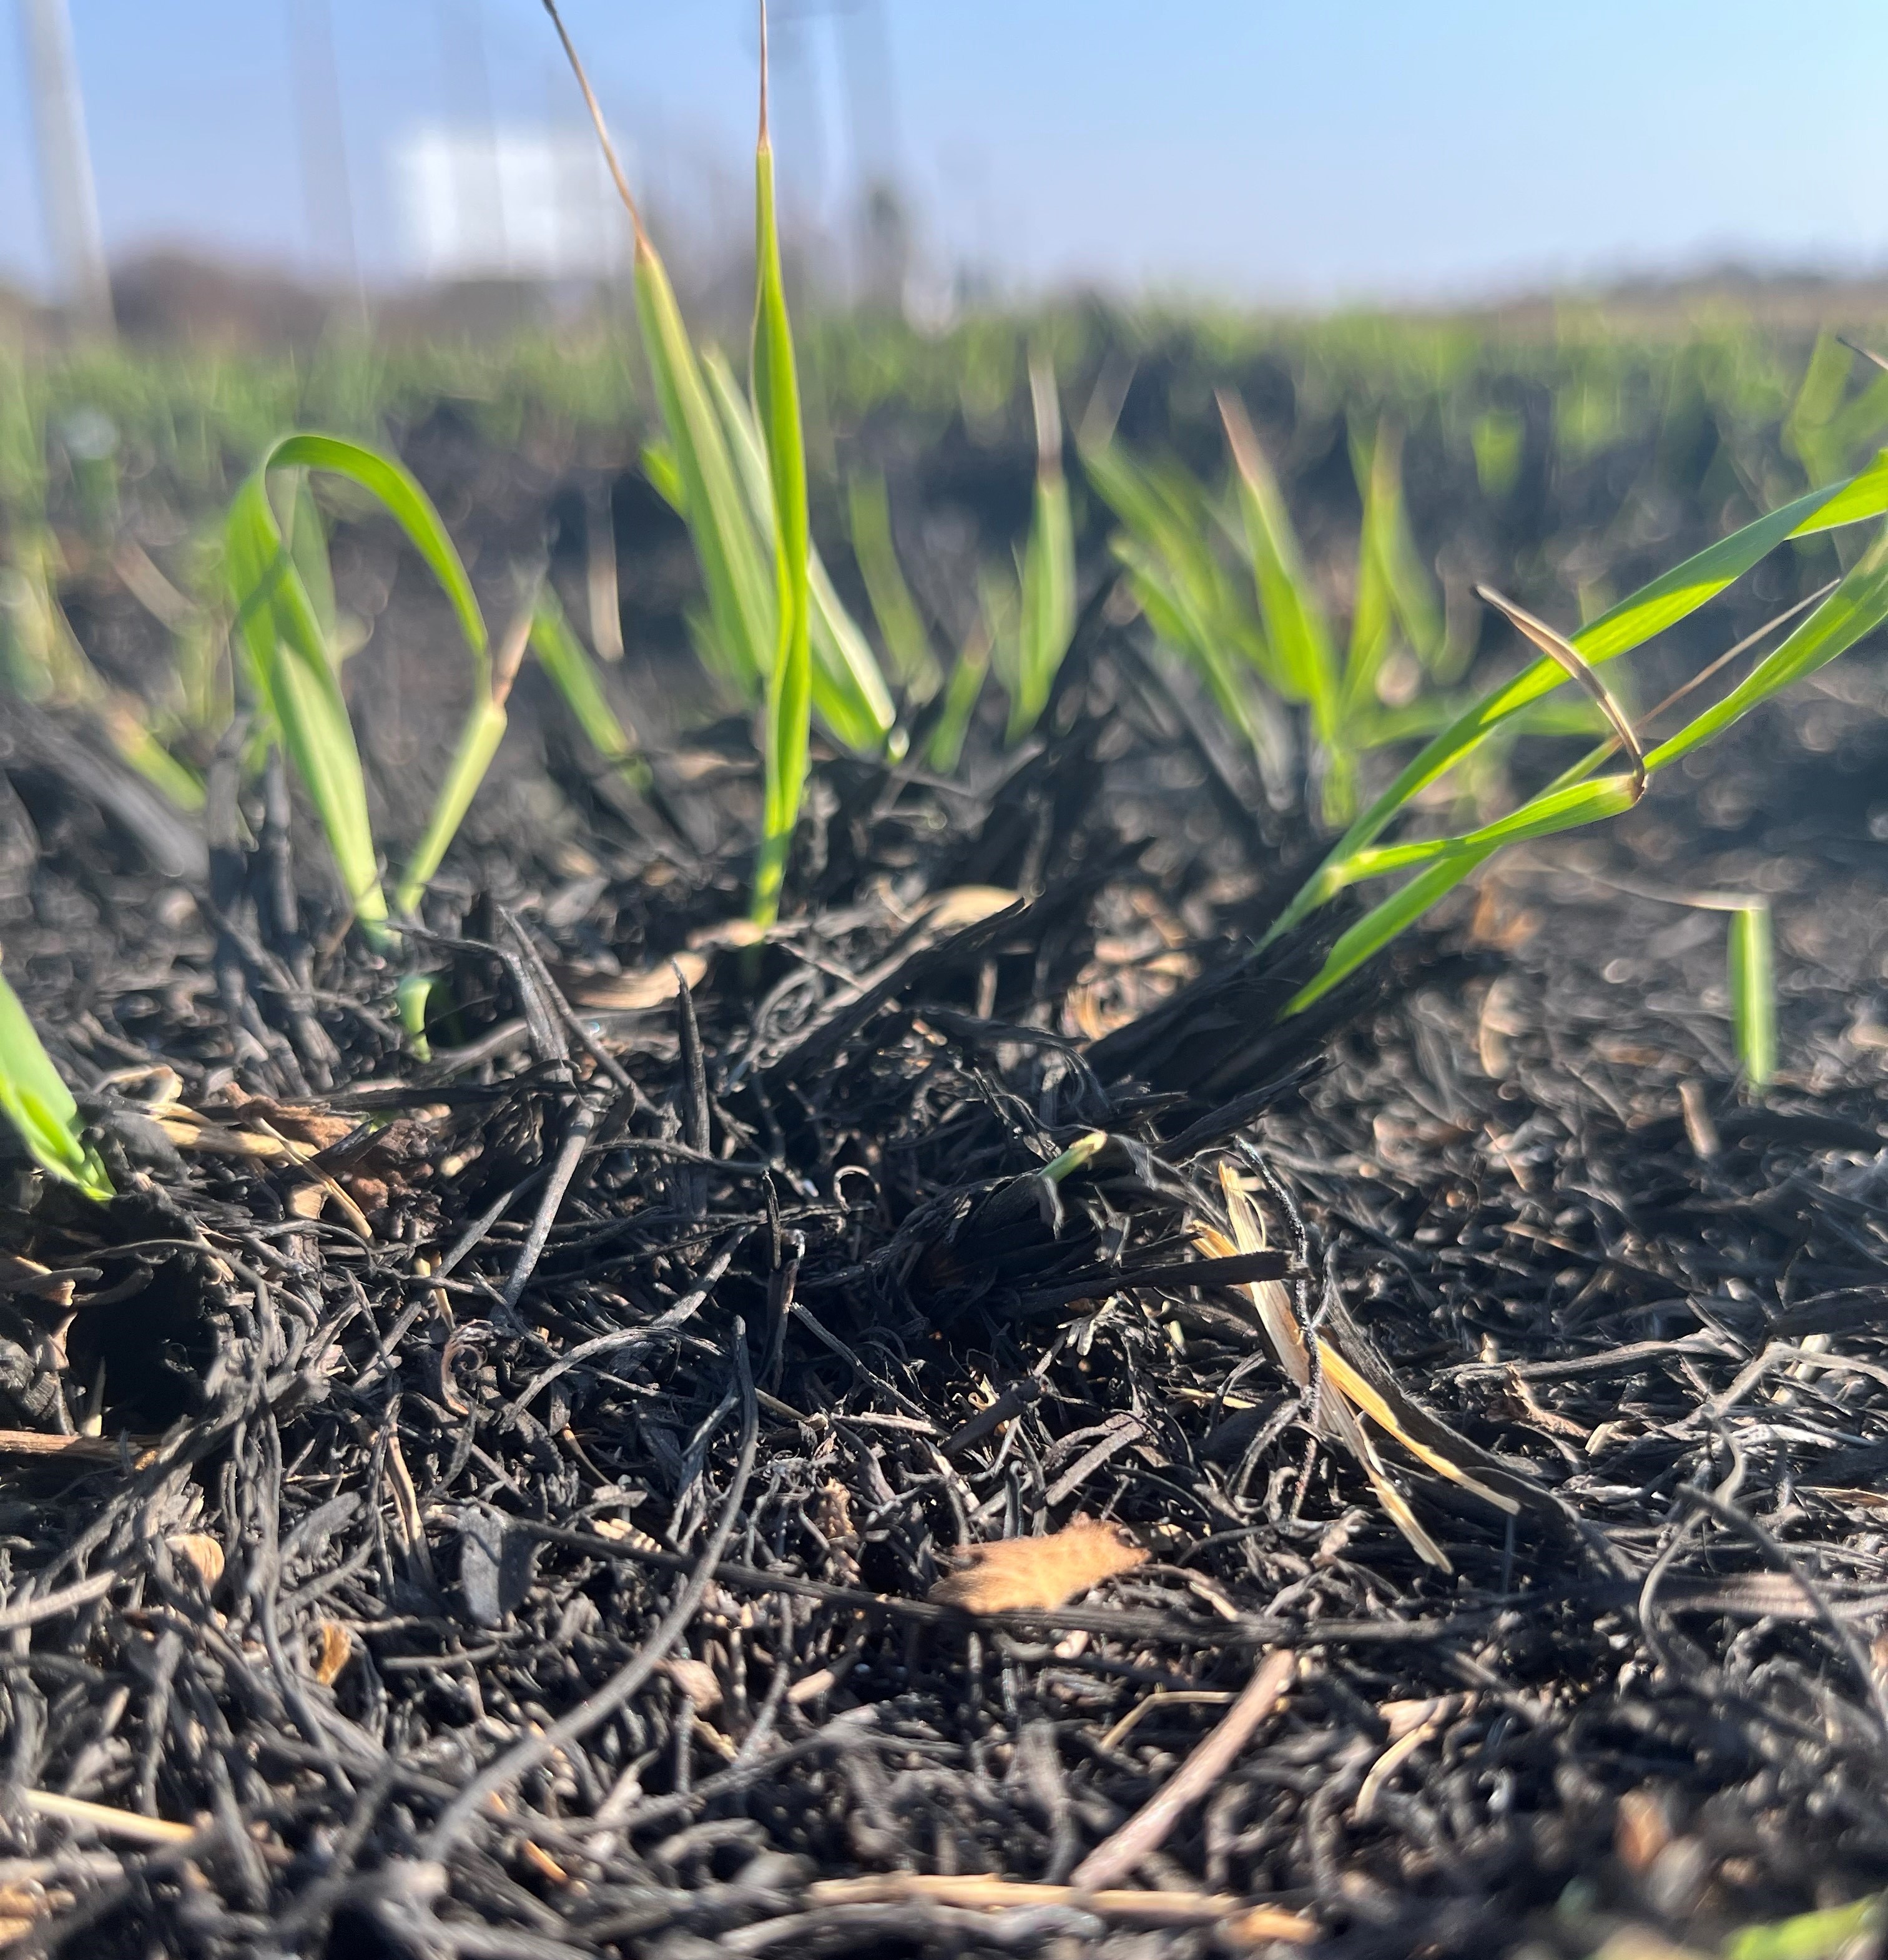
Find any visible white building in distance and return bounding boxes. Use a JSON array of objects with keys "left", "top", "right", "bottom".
[{"left": 394, "top": 125, "right": 632, "bottom": 283}]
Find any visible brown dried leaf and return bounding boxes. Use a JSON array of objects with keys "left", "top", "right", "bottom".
[
  {"left": 920, "top": 885, "right": 1020, "bottom": 931},
  {"left": 560, "top": 952, "right": 707, "bottom": 1012},
  {"left": 1615, "top": 1788, "right": 1672, "bottom": 1874},
  {"left": 312, "top": 1620, "right": 352, "bottom": 1687},
  {"left": 929, "top": 1518, "right": 1147, "bottom": 1615},
  {"left": 661, "top": 1657, "right": 722, "bottom": 1710},
  {"left": 167, "top": 1533, "right": 225, "bottom": 1592}
]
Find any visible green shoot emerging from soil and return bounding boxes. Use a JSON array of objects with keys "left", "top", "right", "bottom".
[
  {"left": 0, "top": 968, "right": 111, "bottom": 1201},
  {"left": 747, "top": 3, "right": 812, "bottom": 929},
  {"left": 1271, "top": 453, "right": 1888, "bottom": 1018},
  {"left": 548, "top": 0, "right": 860, "bottom": 928},
  {"left": 225, "top": 434, "right": 493, "bottom": 947}
]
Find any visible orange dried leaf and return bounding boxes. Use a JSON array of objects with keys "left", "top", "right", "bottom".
[
  {"left": 929, "top": 1518, "right": 1147, "bottom": 1615},
  {"left": 166, "top": 1532, "right": 225, "bottom": 1592},
  {"left": 313, "top": 1620, "right": 352, "bottom": 1687}
]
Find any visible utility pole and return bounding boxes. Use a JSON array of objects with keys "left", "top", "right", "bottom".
[{"left": 16, "top": 0, "right": 113, "bottom": 335}]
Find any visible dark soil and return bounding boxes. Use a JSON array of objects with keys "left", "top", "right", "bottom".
[{"left": 0, "top": 388, "right": 1886, "bottom": 1960}]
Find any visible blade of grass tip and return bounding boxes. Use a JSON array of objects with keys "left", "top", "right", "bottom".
[
  {"left": 1473, "top": 586, "right": 1645, "bottom": 796},
  {"left": 749, "top": 0, "right": 812, "bottom": 929},
  {"left": 543, "top": 0, "right": 774, "bottom": 706},
  {"left": 1005, "top": 352, "right": 1076, "bottom": 744},
  {"left": 528, "top": 584, "right": 651, "bottom": 791},
  {"left": 1729, "top": 900, "right": 1776, "bottom": 1090},
  {"left": 393, "top": 588, "right": 533, "bottom": 918},
  {"left": 0, "top": 968, "right": 111, "bottom": 1200}
]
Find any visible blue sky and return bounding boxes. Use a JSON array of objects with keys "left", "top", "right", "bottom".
[{"left": 2, "top": 0, "right": 1884, "bottom": 306}]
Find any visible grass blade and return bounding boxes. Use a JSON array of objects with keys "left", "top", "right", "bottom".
[
  {"left": 926, "top": 612, "right": 993, "bottom": 774},
  {"left": 529, "top": 586, "right": 651, "bottom": 790},
  {"left": 847, "top": 470, "right": 940, "bottom": 702},
  {"left": 1644, "top": 516, "right": 1888, "bottom": 774},
  {"left": 701, "top": 349, "right": 893, "bottom": 752},
  {"left": 1004, "top": 354, "right": 1076, "bottom": 744},
  {"left": 1729, "top": 900, "right": 1776, "bottom": 1089},
  {"left": 1284, "top": 521, "right": 1888, "bottom": 1019},
  {"left": 227, "top": 432, "right": 490, "bottom": 942},
  {"left": 0, "top": 969, "right": 111, "bottom": 1201},
  {"left": 749, "top": 1, "right": 812, "bottom": 928},
  {"left": 392, "top": 593, "right": 531, "bottom": 917},
  {"left": 1219, "top": 388, "right": 1346, "bottom": 815},
  {"left": 544, "top": 1, "right": 774, "bottom": 705},
  {"left": 1219, "top": 390, "right": 1336, "bottom": 709},
  {"left": 1269, "top": 447, "right": 1888, "bottom": 947}
]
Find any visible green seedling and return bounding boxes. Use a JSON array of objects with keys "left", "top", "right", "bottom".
[
  {"left": 396, "top": 970, "right": 437, "bottom": 1063},
  {"left": 926, "top": 613, "right": 993, "bottom": 776},
  {"left": 1721, "top": 1891, "right": 1884, "bottom": 1960},
  {"left": 1000, "top": 353, "right": 1077, "bottom": 744},
  {"left": 847, "top": 469, "right": 940, "bottom": 702},
  {"left": 224, "top": 432, "right": 498, "bottom": 943},
  {"left": 1081, "top": 433, "right": 1292, "bottom": 794},
  {"left": 1785, "top": 332, "right": 1888, "bottom": 493},
  {"left": 543, "top": 2, "right": 784, "bottom": 734},
  {"left": 699, "top": 349, "right": 895, "bottom": 753},
  {"left": 0, "top": 968, "right": 111, "bottom": 1201},
  {"left": 747, "top": 4, "right": 813, "bottom": 928},
  {"left": 549, "top": 0, "right": 840, "bottom": 925},
  {"left": 1272, "top": 450, "right": 1888, "bottom": 1012},
  {"left": 1728, "top": 897, "right": 1776, "bottom": 1088},
  {"left": 529, "top": 586, "right": 650, "bottom": 791}
]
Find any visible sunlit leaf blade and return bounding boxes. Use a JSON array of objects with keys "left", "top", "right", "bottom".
[
  {"left": 1722, "top": 1892, "right": 1882, "bottom": 1960},
  {"left": 393, "top": 595, "right": 531, "bottom": 917},
  {"left": 1285, "top": 850, "right": 1492, "bottom": 1017},
  {"left": 1784, "top": 332, "right": 1856, "bottom": 490},
  {"left": 641, "top": 440, "right": 685, "bottom": 516},
  {"left": 1005, "top": 355, "right": 1076, "bottom": 744},
  {"left": 227, "top": 473, "right": 386, "bottom": 938},
  {"left": 529, "top": 586, "right": 651, "bottom": 790},
  {"left": 1645, "top": 515, "right": 1888, "bottom": 774},
  {"left": 1286, "top": 515, "right": 1888, "bottom": 1018},
  {"left": 1219, "top": 390, "right": 1339, "bottom": 719},
  {"left": 847, "top": 470, "right": 940, "bottom": 702},
  {"left": 226, "top": 433, "right": 491, "bottom": 942},
  {"left": 0, "top": 969, "right": 111, "bottom": 1200},
  {"left": 701, "top": 350, "right": 893, "bottom": 752},
  {"left": 926, "top": 614, "right": 992, "bottom": 775},
  {"left": 1729, "top": 900, "right": 1776, "bottom": 1089},
  {"left": 1082, "top": 436, "right": 1292, "bottom": 789},
  {"left": 749, "top": 26, "right": 813, "bottom": 929},
  {"left": 635, "top": 244, "right": 774, "bottom": 703},
  {"left": 1269, "top": 448, "right": 1888, "bottom": 947}
]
